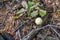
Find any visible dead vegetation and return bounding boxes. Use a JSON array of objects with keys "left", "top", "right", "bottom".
[{"left": 0, "top": 0, "right": 60, "bottom": 40}]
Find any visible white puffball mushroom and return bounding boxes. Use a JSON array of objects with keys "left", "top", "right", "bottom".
[{"left": 35, "top": 17, "right": 43, "bottom": 25}]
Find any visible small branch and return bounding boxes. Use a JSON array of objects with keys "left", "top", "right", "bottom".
[
  {"left": 21, "top": 25, "right": 49, "bottom": 40},
  {"left": 14, "top": 20, "right": 29, "bottom": 32},
  {"left": 22, "top": 24, "right": 60, "bottom": 40},
  {"left": 50, "top": 27, "right": 60, "bottom": 37}
]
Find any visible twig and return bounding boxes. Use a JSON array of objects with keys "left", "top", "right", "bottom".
[
  {"left": 14, "top": 20, "right": 29, "bottom": 32},
  {"left": 22, "top": 24, "right": 60, "bottom": 40},
  {"left": 47, "top": 24, "right": 60, "bottom": 29},
  {"left": 50, "top": 27, "right": 60, "bottom": 37},
  {"left": 21, "top": 25, "right": 49, "bottom": 40},
  {"left": 16, "top": 30, "right": 21, "bottom": 40}
]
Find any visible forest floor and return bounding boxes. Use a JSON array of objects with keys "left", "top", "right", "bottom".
[{"left": 0, "top": 0, "right": 60, "bottom": 40}]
